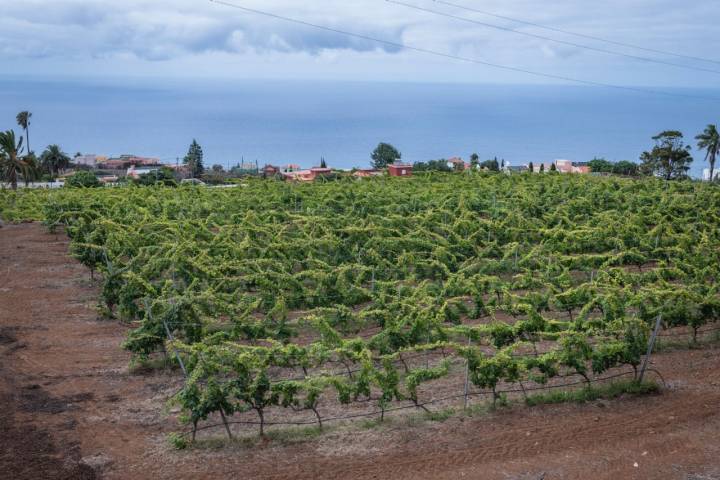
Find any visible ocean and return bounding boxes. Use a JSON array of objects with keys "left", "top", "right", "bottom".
[{"left": 0, "top": 77, "right": 716, "bottom": 177}]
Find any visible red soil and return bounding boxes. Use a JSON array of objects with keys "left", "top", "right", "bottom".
[{"left": 1, "top": 223, "right": 719, "bottom": 480}]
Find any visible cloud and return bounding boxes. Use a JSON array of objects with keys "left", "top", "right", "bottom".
[
  {"left": 0, "top": 0, "right": 407, "bottom": 61},
  {"left": 0, "top": 0, "right": 718, "bottom": 86}
]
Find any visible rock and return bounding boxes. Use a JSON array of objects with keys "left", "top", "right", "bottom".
[{"left": 80, "top": 453, "right": 113, "bottom": 472}]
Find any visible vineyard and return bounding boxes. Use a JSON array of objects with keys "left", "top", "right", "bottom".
[{"left": 2, "top": 173, "right": 719, "bottom": 444}]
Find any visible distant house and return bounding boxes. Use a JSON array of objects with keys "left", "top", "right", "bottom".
[
  {"left": 353, "top": 169, "right": 383, "bottom": 178},
  {"left": 388, "top": 163, "right": 413, "bottom": 177},
  {"left": 98, "top": 154, "right": 160, "bottom": 170},
  {"left": 281, "top": 170, "right": 314, "bottom": 182},
  {"left": 127, "top": 166, "right": 160, "bottom": 179},
  {"left": 556, "top": 159, "right": 591, "bottom": 174},
  {"left": 505, "top": 165, "right": 528, "bottom": 174},
  {"left": 74, "top": 154, "right": 107, "bottom": 167},
  {"left": 262, "top": 164, "right": 280, "bottom": 177},
  {"left": 167, "top": 164, "right": 190, "bottom": 176},
  {"left": 446, "top": 157, "right": 472, "bottom": 170},
  {"left": 309, "top": 167, "right": 332, "bottom": 178},
  {"left": 529, "top": 162, "right": 554, "bottom": 173},
  {"left": 446, "top": 157, "right": 467, "bottom": 170},
  {"left": 282, "top": 164, "right": 301, "bottom": 173},
  {"left": 281, "top": 167, "right": 333, "bottom": 182},
  {"left": 530, "top": 160, "right": 590, "bottom": 174},
  {"left": 97, "top": 159, "right": 129, "bottom": 170}
]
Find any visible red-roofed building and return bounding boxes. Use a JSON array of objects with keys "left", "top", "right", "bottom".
[
  {"left": 388, "top": 163, "right": 413, "bottom": 177},
  {"left": 310, "top": 167, "right": 332, "bottom": 177},
  {"left": 262, "top": 164, "right": 280, "bottom": 177},
  {"left": 98, "top": 155, "right": 160, "bottom": 170},
  {"left": 446, "top": 157, "right": 467, "bottom": 170}
]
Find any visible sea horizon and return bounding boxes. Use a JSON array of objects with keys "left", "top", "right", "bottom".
[{"left": 2, "top": 76, "right": 716, "bottom": 177}]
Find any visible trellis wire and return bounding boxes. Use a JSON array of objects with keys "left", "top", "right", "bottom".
[{"left": 178, "top": 368, "right": 665, "bottom": 439}]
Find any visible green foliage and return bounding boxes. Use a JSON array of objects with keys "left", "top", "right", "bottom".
[
  {"left": 184, "top": 139, "right": 205, "bottom": 178},
  {"left": 613, "top": 160, "right": 639, "bottom": 176},
  {"left": 588, "top": 158, "right": 614, "bottom": 173},
  {"left": 371, "top": 142, "right": 401, "bottom": 169},
  {"left": 696, "top": 124, "right": 719, "bottom": 182},
  {"left": 41, "top": 145, "right": 71, "bottom": 176},
  {"left": 480, "top": 158, "right": 500, "bottom": 171},
  {"left": 168, "top": 432, "right": 189, "bottom": 450},
  {"left": 524, "top": 380, "right": 659, "bottom": 406},
  {"left": 65, "top": 170, "right": 102, "bottom": 188},
  {"left": 640, "top": 130, "right": 693, "bottom": 180},
  {"left": 134, "top": 166, "right": 177, "bottom": 186},
  {"left": 0, "top": 130, "right": 31, "bottom": 190},
  {"left": 413, "top": 159, "right": 452, "bottom": 172},
  {"left": 3, "top": 172, "right": 719, "bottom": 440}
]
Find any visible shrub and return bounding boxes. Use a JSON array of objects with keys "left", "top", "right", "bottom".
[{"left": 65, "top": 171, "right": 102, "bottom": 188}]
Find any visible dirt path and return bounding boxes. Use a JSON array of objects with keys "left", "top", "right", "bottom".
[{"left": 1, "top": 223, "right": 719, "bottom": 479}]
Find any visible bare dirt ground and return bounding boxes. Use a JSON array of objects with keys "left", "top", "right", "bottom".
[{"left": 1, "top": 222, "right": 720, "bottom": 480}]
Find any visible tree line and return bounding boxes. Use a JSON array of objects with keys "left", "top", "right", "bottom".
[
  {"left": 0, "top": 111, "right": 75, "bottom": 189},
  {"left": 369, "top": 126, "right": 720, "bottom": 181},
  {"left": 2, "top": 114, "right": 719, "bottom": 189},
  {"left": 0, "top": 110, "right": 211, "bottom": 189}
]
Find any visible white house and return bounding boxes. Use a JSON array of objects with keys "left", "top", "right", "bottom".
[
  {"left": 74, "top": 154, "right": 107, "bottom": 167},
  {"left": 126, "top": 165, "right": 160, "bottom": 179}
]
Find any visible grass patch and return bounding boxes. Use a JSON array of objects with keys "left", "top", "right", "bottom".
[
  {"left": 654, "top": 330, "right": 720, "bottom": 352},
  {"left": 265, "top": 425, "right": 325, "bottom": 443},
  {"left": 129, "top": 356, "right": 172, "bottom": 374},
  {"left": 424, "top": 407, "right": 455, "bottom": 422},
  {"left": 525, "top": 379, "right": 660, "bottom": 407},
  {"left": 359, "top": 416, "right": 394, "bottom": 430},
  {"left": 129, "top": 354, "right": 182, "bottom": 374}
]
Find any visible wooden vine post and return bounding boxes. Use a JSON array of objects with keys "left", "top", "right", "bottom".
[
  {"left": 463, "top": 337, "right": 472, "bottom": 410},
  {"left": 639, "top": 314, "right": 663, "bottom": 383}
]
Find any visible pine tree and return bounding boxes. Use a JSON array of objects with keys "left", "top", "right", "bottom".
[{"left": 184, "top": 140, "right": 205, "bottom": 178}]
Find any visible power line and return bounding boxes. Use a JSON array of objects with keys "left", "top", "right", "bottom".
[
  {"left": 208, "top": 0, "right": 720, "bottom": 102},
  {"left": 431, "top": 0, "right": 720, "bottom": 67},
  {"left": 386, "top": 0, "right": 720, "bottom": 76}
]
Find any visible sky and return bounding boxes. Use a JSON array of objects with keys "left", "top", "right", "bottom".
[{"left": 2, "top": 0, "right": 719, "bottom": 88}]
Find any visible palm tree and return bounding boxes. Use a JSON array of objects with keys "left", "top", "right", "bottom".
[
  {"left": 22, "top": 154, "right": 41, "bottom": 187},
  {"left": 16, "top": 111, "right": 32, "bottom": 154},
  {"left": 0, "top": 130, "right": 30, "bottom": 190},
  {"left": 40, "top": 145, "right": 71, "bottom": 176},
  {"left": 696, "top": 124, "right": 719, "bottom": 182}
]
